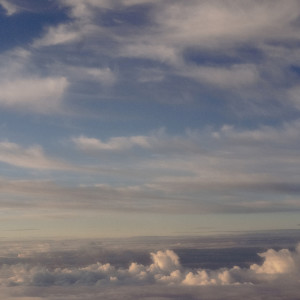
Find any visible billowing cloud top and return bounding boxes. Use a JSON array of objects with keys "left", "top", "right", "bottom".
[{"left": 0, "top": 238, "right": 300, "bottom": 299}]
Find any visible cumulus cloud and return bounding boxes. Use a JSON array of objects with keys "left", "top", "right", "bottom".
[
  {"left": 0, "top": 77, "right": 69, "bottom": 113},
  {"left": 250, "top": 248, "right": 297, "bottom": 274},
  {"left": 1, "top": 244, "right": 300, "bottom": 288}
]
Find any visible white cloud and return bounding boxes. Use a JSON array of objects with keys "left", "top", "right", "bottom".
[
  {"left": 0, "top": 0, "right": 19, "bottom": 15},
  {"left": 121, "top": 43, "right": 179, "bottom": 64},
  {"left": 183, "top": 64, "right": 258, "bottom": 88},
  {"left": 216, "top": 121, "right": 300, "bottom": 142},
  {"left": 72, "top": 129, "right": 202, "bottom": 153},
  {"left": 0, "top": 142, "right": 72, "bottom": 170},
  {"left": 251, "top": 249, "right": 296, "bottom": 274},
  {"left": 67, "top": 66, "right": 117, "bottom": 86},
  {"left": 27, "top": 0, "right": 300, "bottom": 110},
  {"left": 1, "top": 244, "right": 300, "bottom": 288},
  {"left": 73, "top": 135, "right": 152, "bottom": 152},
  {"left": 154, "top": 0, "right": 300, "bottom": 48},
  {"left": 60, "top": 0, "right": 114, "bottom": 18},
  {"left": 33, "top": 24, "right": 81, "bottom": 47},
  {"left": 0, "top": 77, "right": 68, "bottom": 113},
  {"left": 68, "top": 121, "right": 300, "bottom": 215}
]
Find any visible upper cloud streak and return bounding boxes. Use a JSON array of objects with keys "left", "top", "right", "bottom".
[{"left": 2, "top": 0, "right": 300, "bottom": 113}]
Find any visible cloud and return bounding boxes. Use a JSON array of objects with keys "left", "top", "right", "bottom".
[
  {"left": 0, "top": 77, "right": 69, "bottom": 113},
  {"left": 250, "top": 248, "right": 297, "bottom": 274},
  {"left": 50, "top": 0, "right": 300, "bottom": 60},
  {"left": 0, "top": 0, "right": 19, "bottom": 15},
  {"left": 153, "top": 0, "right": 300, "bottom": 47},
  {"left": 183, "top": 64, "right": 259, "bottom": 88},
  {"left": 1, "top": 236, "right": 299, "bottom": 300},
  {"left": 1, "top": 244, "right": 300, "bottom": 288},
  {"left": 72, "top": 135, "right": 152, "bottom": 152},
  {"left": 288, "top": 85, "right": 300, "bottom": 109},
  {"left": 33, "top": 24, "right": 82, "bottom": 47},
  {"left": 72, "top": 129, "right": 201, "bottom": 153},
  {"left": 1, "top": 177, "right": 300, "bottom": 215},
  {"left": 67, "top": 66, "right": 116, "bottom": 86},
  {"left": 0, "top": 141, "right": 72, "bottom": 170},
  {"left": 12, "top": 0, "right": 300, "bottom": 113},
  {"left": 64, "top": 121, "right": 300, "bottom": 214}
]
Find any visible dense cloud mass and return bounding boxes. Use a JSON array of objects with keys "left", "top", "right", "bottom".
[
  {"left": 2, "top": 245, "right": 300, "bottom": 287},
  {"left": 0, "top": 231, "right": 300, "bottom": 300},
  {"left": 0, "top": 237, "right": 299, "bottom": 299}
]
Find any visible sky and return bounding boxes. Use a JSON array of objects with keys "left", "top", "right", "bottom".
[{"left": 0, "top": 0, "right": 300, "bottom": 239}]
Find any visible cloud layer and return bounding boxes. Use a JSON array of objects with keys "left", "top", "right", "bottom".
[{"left": 1, "top": 243, "right": 300, "bottom": 289}]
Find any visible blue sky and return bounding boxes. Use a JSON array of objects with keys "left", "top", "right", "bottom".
[{"left": 0, "top": 0, "right": 300, "bottom": 239}]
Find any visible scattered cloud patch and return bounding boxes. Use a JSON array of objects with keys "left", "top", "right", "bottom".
[
  {"left": 0, "top": 0, "right": 19, "bottom": 15},
  {"left": 33, "top": 24, "right": 81, "bottom": 47},
  {"left": 183, "top": 64, "right": 258, "bottom": 88},
  {"left": 73, "top": 135, "right": 152, "bottom": 152},
  {"left": 0, "top": 77, "right": 68, "bottom": 113},
  {"left": 0, "top": 141, "right": 72, "bottom": 170},
  {"left": 68, "top": 66, "right": 117, "bottom": 86}
]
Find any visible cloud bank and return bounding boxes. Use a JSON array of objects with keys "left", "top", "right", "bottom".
[
  {"left": 1, "top": 243, "right": 300, "bottom": 291},
  {"left": 0, "top": 234, "right": 299, "bottom": 299}
]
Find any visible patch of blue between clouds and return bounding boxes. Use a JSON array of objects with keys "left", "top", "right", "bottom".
[{"left": 0, "top": 3, "right": 69, "bottom": 52}]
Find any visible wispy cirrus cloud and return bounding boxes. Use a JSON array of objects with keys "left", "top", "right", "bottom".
[
  {"left": 0, "top": 0, "right": 20, "bottom": 15},
  {"left": 182, "top": 64, "right": 259, "bottom": 88},
  {"left": 33, "top": 23, "right": 82, "bottom": 47},
  {"left": 72, "top": 135, "right": 152, "bottom": 152},
  {"left": 67, "top": 120, "right": 300, "bottom": 214}
]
